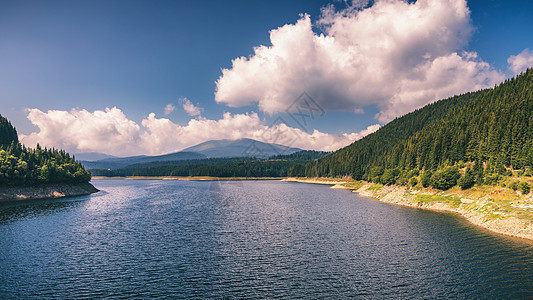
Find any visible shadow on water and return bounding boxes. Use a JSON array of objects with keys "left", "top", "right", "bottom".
[{"left": 0, "top": 192, "right": 100, "bottom": 225}]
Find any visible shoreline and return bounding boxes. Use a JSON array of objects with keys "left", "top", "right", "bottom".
[
  {"left": 0, "top": 182, "right": 99, "bottom": 202},
  {"left": 283, "top": 177, "right": 533, "bottom": 241}
]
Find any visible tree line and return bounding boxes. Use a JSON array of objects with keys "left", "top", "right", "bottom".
[{"left": 90, "top": 151, "right": 328, "bottom": 178}]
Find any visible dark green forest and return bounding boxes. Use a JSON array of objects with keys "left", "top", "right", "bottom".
[
  {"left": 0, "top": 114, "right": 91, "bottom": 186},
  {"left": 91, "top": 150, "right": 328, "bottom": 178},
  {"left": 291, "top": 69, "right": 533, "bottom": 190}
]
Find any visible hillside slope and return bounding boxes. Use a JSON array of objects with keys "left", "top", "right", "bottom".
[{"left": 301, "top": 69, "right": 533, "bottom": 183}]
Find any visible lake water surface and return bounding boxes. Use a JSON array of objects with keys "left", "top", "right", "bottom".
[{"left": 1, "top": 179, "right": 532, "bottom": 298}]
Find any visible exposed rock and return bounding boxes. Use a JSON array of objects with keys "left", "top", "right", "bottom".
[{"left": 0, "top": 183, "right": 99, "bottom": 202}]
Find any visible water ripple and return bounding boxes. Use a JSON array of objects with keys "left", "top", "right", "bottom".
[{"left": 0, "top": 179, "right": 532, "bottom": 298}]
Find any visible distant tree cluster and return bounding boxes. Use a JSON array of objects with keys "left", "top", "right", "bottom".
[
  {"left": 290, "top": 69, "right": 533, "bottom": 190},
  {"left": 269, "top": 150, "right": 330, "bottom": 161},
  {"left": 0, "top": 114, "right": 91, "bottom": 186},
  {"left": 93, "top": 158, "right": 305, "bottom": 178},
  {"left": 90, "top": 151, "right": 329, "bottom": 178}
]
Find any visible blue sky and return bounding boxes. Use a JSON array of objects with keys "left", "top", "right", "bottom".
[{"left": 1, "top": 0, "right": 532, "bottom": 156}]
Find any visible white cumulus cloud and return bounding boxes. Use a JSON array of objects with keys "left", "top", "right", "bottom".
[
  {"left": 20, "top": 107, "right": 142, "bottom": 156},
  {"left": 164, "top": 104, "right": 176, "bottom": 115},
  {"left": 19, "top": 107, "right": 378, "bottom": 156},
  {"left": 508, "top": 48, "right": 533, "bottom": 75},
  {"left": 215, "top": 0, "right": 504, "bottom": 122},
  {"left": 180, "top": 97, "right": 203, "bottom": 116}
]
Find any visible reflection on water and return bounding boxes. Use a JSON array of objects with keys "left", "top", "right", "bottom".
[
  {"left": 0, "top": 179, "right": 532, "bottom": 298},
  {"left": 0, "top": 196, "right": 89, "bottom": 225}
]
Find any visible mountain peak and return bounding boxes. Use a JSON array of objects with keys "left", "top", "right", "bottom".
[{"left": 182, "top": 138, "right": 302, "bottom": 158}]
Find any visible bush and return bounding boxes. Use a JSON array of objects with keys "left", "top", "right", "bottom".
[
  {"left": 396, "top": 177, "right": 408, "bottom": 186},
  {"left": 457, "top": 167, "right": 475, "bottom": 190},
  {"left": 421, "top": 170, "right": 433, "bottom": 188},
  {"left": 409, "top": 177, "right": 418, "bottom": 187},
  {"left": 432, "top": 166, "right": 461, "bottom": 190},
  {"left": 484, "top": 174, "right": 500, "bottom": 186},
  {"left": 521, "top": 182, "right": 531, "bottom": 195},
  {"left": 509, "top": 181, "right": 520, "bottom": 191},
  {"left": 381, "top": 168, "right": 400, "bottom": 185}
]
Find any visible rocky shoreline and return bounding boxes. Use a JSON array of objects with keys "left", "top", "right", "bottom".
[
  {"left": 0, "top": 182, "right": 99, "bottom": 202},
  {"left": 283, "top": 177, "right": 533, "bottom": 241}
]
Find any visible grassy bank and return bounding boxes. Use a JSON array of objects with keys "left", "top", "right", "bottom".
[{"left": 284, "top": 177, "right": 533, "bottom": 241}]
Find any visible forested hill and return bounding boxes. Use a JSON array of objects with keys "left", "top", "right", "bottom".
[
  {"left": 0, "top": 114, "right": 91, "bottom": 186},
  {"left": 298, "top": 69, "right": 533, "bottom": 186}
]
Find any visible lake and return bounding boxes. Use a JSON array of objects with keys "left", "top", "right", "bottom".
[{"left": 1, "top": 179, "right": 532, "bottom": 298}]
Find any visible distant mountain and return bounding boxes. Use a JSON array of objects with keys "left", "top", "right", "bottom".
[
  {"left": 74, "top": 152, "right": 116, "bottom": 161},
  {"left": 82, "top": 138, "right": 302, "bottom": 170},
  {"left": 182, "top": 138, "right": 302, "bottom": 158},
  {"left": 81, "top": 151, "right": 207, "bottom": 170}
]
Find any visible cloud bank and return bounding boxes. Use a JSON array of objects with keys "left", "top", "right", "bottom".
[
  {"left": 215, "top": 0, "right": 505, "bottom": 122},
  {"left": 20, "top": 107, "right": 379, "bottom": 156}
]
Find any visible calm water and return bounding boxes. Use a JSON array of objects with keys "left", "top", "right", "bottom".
[{"left": 1, "top": 179, "right": 532, "bottom": 299}]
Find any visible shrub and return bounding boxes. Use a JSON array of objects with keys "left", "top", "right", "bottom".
[
  {"left": 396, "top": 177, "right": 408, "bottom": 186},
  {"left": 484, "top": 174, "right": 500, "bottom": 186},
  {"left": 381, "top": 168, "right": 400, "bottom": 185},
  {"left": 457, "top": 167, "right": 475, "bottom": 190},
  {"left": 409, "top": 177, "right": 418, "bottom": 187},
  {"left": 421, "top": 170, "right": 433, "bottom": 188},
  {"left": 432, "top": 166, "right": 461, "bottom": 190},
  {"left": 521, "top": 182, "right": 531, "bottom": 195},
  {"left": 509, "top": 181, "right": 520, "bottom": 191}
]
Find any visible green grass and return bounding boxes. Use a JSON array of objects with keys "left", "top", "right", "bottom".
[
  {"left": 341, "top": 181, "right": 365, "bottom": 189},
  {"left": 415, "top": 194, "right": 461, "bottom": 207},
  {"left": 368, "top": 183, "right": 384, "bottom": 191}
]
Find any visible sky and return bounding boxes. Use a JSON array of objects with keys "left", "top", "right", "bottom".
[{"left": 1, "top": 0, "right": 532, "bottom": 156}]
